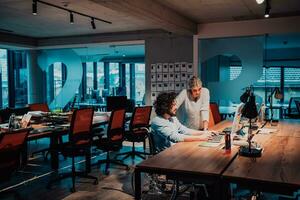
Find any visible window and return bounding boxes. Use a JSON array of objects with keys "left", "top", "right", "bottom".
[
  {"left": 284, "top": 67, "right": 300, "bottom": 104},
  {"left": 13, "top": 51, "right": 28, "bottom": 108},
  {"left": 0, "top": 49, "right": 8, "bottom": 108},
  {"left": 109, "top": 62, "right": 119, "bottom": 95},
  {"left": 97, "top": 62, "right": 105, "bottom": 92},
  {"left": 229, "top": 66, "right": 242, "bottom": 81},
  {"left": 135, "top": 63, "right": 145, "bottom": 104},
  {"left": 53, "top": 62, "right": 63, "bottom": 96},
  {"left": 125, "top": 63, "right": 130, "bottom": 97},
  {"left": 86, "top": 62, "right": 94, "bottom": 97}
]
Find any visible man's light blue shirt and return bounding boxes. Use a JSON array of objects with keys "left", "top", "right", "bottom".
[{"left": 151, "top": 116, "right": 195, "bottom": 152}]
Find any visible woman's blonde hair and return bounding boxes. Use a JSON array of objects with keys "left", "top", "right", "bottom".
[{"left": 188, "top": 76, "right": 202, "bottom": 90}]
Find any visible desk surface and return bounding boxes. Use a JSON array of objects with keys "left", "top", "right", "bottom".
[
  {"left": 223, "top": 120, "right": 300, "bottom": 191},
  {"left": 137, "top": 120, "right": 238, "bottom": 177}
]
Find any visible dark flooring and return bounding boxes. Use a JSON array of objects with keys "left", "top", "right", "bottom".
[{"left": 1, "top": 138, "right": 299, "bottom": 200}]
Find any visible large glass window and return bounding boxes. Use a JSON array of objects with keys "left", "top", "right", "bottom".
[
  {"left": 86, "top": 62, "right": 94, "bottom": 98},
  {"left": 125, "top": 63, "right": 130, "bottom": 97},
  {"left": 109, "top": 62, "right": 119, "bottom": 95},
  {"left": 14, "top": 51, "right": 28, "bottom": 108},
  {"left": 135, "top": 63, "right": 145, "bottom": 104},
  {"left": 0, "top": 49, "right": 8, "bottom": 108},
  {"left": 284, "top": 67, "right": 300, "bottom": 103},
  {"left": 53, "top": 62, "right": 63, "bottom": 96}
]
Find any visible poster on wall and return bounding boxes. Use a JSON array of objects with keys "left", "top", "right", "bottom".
[{"left": 150, "top": 62, "right": 194, "bottom": 103}]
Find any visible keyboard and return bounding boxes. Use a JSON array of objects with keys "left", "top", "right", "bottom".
[{"left": 208, "top": 134, "right": 224, "bottom": 143}]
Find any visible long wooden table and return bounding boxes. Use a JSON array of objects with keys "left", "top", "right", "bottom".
[
  {"left": 135, "top": 119, "right": 300, "bottom": 199},
  {"left": 134, "top": 121, "right": 238, "bottom": 199},
  {"left": 223, "top": 119, "right": 300, "bottom": 196}
]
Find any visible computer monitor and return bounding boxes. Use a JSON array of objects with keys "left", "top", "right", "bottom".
[
  {"left": 106, "top": 96, "right": 127, "bottom": 112},
  {"left": 231, "top": 103, "right": 244, "bottom": 134}
]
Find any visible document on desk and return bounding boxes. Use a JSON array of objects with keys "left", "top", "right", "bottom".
[
  {"left": 258, "top": 128, "right": 278, "bottom": 134},
  {"left": 199, "top": 141, "right": 222, "bottom": 148}
]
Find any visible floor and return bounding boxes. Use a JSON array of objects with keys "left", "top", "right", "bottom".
[{"left": 0, "top": 138, "right": 299, "bottom": 200}]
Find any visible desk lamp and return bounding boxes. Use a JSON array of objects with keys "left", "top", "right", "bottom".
[
  {"left": 266, "top": 87, "right": 283, "bottom": 125},
  {"left": 239, "top": 88, "right": 262, "bottom": 158}
]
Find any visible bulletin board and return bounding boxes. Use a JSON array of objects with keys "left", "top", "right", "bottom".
[{"left": 150, "top": 62, "right": 194, "bottom": 103}]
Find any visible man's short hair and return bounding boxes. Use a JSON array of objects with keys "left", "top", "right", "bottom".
[
  {"left": 154, "top": 92, "right": 177, "bottom": 117},
  {"left": 188, "top": 76, "right": 202, "bottom": 90}
]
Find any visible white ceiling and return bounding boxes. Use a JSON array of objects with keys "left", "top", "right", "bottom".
[{"left": 0, "top": 0, "right": 299, "bottom": 38}]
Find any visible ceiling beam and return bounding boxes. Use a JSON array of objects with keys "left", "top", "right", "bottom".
[
  {"left": 92, "top": 0, "right": 197, "bottom": 35},
  {"left": 0, "top": 32, "right": 36, "bottom": 49}
]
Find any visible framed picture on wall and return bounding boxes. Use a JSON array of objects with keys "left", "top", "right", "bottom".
[
  {"left": 169, "top": 63, "right": 174, "bottom": 72},
  {"left": 181, "top": 62, "right": 187, "bottom": 72},
  {"left": 163, "top": 73, "right": 169, "bottom": 82},
  {"left": 169, "top": 73, "right": 174, "bottom": 81},
  {"left": 163, "top": 63, "right": 168, "bottom": 72},
  {"left": 156, "top": 63, "right": 163, "bottom": 72},
  {"left": 151, "top": 73, "right": 156, "bottom": 82},
  {"left": 151, "top": 64, "right": 156, "bottom": 73},
  {"left": 187, "top": 63, "right": 193, "bottom": 73},
  {"left": 175, "top": 73, "right": 181, "bottom": 82},
  {"left": 157, "top": 73, "right": 163, "bottom": 82},
  {"left": 175, "top": 63, "right": 180, "bottom": 72},
  {"left": 151, "top": 83, "right": 157, "bottom": 92}
]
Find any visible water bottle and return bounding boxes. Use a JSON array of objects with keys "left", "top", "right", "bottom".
[{"left": 225, "top": 132, "right": 231, "bottom": 151}]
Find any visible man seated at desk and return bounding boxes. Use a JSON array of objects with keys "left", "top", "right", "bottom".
[{"left": 151, "top": 92, "right": 211, "bottom": 152}]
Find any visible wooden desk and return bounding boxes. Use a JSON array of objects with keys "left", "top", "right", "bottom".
[
  {"left": 134, "top": 121, "right": 237, "bottom": 199},
  {"left": 222, "top": 120, "right": 300, "bottom": 196}
]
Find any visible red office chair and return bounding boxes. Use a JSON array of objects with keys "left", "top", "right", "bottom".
[
  {"left": 28, "top": 103, "right": 52, "bottom": 159},
  {"left": 48, "top": 108, "right": 98, "bottom": 192},
  {"left": 0, "top": 129, "right": 29, "bottom": 199},
  {"left": 94, "top": 109, "right": 129, "bottom": 175},
  {"left": 28, "top": 103, "right": 50, "bottom": 112},
  {"left": 210, "top": 103, "right": 222, "bottom": 124},
  {"left": 116, "top": 106, "right": 152, "bottom": 160}
]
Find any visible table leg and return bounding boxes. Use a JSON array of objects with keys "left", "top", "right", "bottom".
[
  {"left": 134, "top": 169, "right": 141, "bottom": 200},
  {"left": 86, "top": 151, "right": 91, "bottom": 173},
  {"left": 50, "top": 132, "right": 59, "bottom": 170}
]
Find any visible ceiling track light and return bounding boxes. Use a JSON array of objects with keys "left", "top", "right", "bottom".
[
  {"left": 70, "top": 12, "right": 74, "bottom": 24},
  {"left": 91, "top": 18, "right": 96, "bottom": 29},
  {"left": 32, "top": 0, "right": 37, "bottom": 15},
  {"left": 32, "top": 0, "right": 111, "bottom": 28},
  {"left": 264, "top": 0, "right": 271, "bottom": 18}
]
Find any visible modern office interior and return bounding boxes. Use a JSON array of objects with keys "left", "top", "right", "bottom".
[{"left": 0, "top": 0, "right": 300, "bottom": 200}]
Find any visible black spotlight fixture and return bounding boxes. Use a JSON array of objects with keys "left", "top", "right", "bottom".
[
  {"left": 32, "top": 0, "right": 37, "bottom": 15},
  {"left": 264, "top": 0, "right": 271, "bottom": 18},
  {"left": 70, "top": 12, "right": 74, "bottom": 24},
  {"left": 91, "top": 17, "right": 96, "bottom": 29}
]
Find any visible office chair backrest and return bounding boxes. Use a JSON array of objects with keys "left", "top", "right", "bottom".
[
  {"left": 29, "top": 103, "right": 50, "bottom": 112},
  {"left": 0, "top": 130, "right": 29, "bottom": 180},
  {"left": 130, "top": 106, "right": 152, "bottom": 130},
  {"left": 70, "top": 108, "right": 94, "bottom": 143},
  {"left": 107, "top": 109, "right": 126, "bottom": 142},
  {"left": 0, "top": 108, "right": 11, "bottom": 123},
  {"left": 210, "top": 103, "right": 222, "bottom": 124}
]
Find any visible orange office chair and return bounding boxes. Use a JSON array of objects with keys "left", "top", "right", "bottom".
[
  {"left": 48, "top": 108, "right": 98, "bottom": 192},
  {"left": 28, "top": 103, "right": 50, "bottom": 112},
  {"left": 116, "top": 106, "right": 152, "bottom": 160},
  {"left": 28, "top": 103, "right": 52, "bottom": 158},
  {"left": 210, "top": 103, "right": 222, "bottom": 124},
  {"left": 94, "top": 109, "right": 128, "bottom": 175},
  {"left": 0, "top": 129, "right": 29, "bottom": 199}
]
